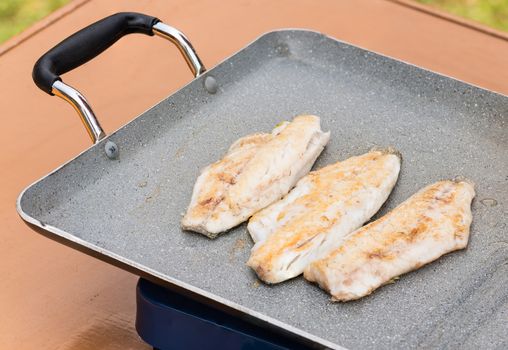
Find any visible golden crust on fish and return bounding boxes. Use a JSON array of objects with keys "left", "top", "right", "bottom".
[
  {"left": 181, "top": 115, "right": 330, "bottom": 238},
  {"left": 247, "top": 149, "right": 401, "bottom": 283},
  {"left": 304, "top": 179, "right": 475, "bottom": 301}
]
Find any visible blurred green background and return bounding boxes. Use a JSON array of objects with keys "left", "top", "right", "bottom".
[
  {"left": 417, "top": 0, "right": 508, "bottom": 31},
  {"left": 0, "top": 0, "right": 70, "bottom": 43},
  {"left": 0, "top": 0, "right": 507, "bottom": 45}
]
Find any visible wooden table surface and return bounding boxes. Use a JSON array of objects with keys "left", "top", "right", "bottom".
[{"left": 1, "top": 1, "right": 507, "bottom": 348}]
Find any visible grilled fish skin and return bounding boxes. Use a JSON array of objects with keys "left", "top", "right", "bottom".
[
  {"left": 181, "top": 115, "right": 330, "bottom": 238},
  {"left": 247, "top": 148, "right": 401, "bottom": 283},
  {"left": 304, "top": 179, "right": 475, "bottom": 302}
]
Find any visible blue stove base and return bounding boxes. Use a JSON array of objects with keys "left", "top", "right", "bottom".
[{"left": 135, "top": 278, "right": 310, "bottom": 350}]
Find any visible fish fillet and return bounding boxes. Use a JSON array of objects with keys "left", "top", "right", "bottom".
[
  {"left": 304, "top": 179, "right": 475, "bottom": 301},
  {"left": 247, "top": 148, "right": 401, "bottom": 283},
  {"left": 181, "top": 115, "right": 330, "bottom": 238}
]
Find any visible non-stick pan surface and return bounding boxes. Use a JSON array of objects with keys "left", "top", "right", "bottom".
[{"left": 18, "top": 30, "right": 508, "bottom": 349}]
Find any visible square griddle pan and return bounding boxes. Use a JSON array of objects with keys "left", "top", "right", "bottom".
[{"left": 18, "top": 12, "right": 508, "bottom": 349}]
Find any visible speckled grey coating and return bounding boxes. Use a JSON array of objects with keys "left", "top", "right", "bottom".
[{"left": 18, "top": 30, "right": 508, "bottom": 349}]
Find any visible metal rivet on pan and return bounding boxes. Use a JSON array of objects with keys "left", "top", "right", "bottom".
[
  {"left": 204, "top": 76, "right": 218, "bottom": 94},
  {"left": 105, "top": 140, "right": 119, "bottom": 159}
]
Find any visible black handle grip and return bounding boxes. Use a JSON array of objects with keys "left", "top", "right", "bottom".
[{"left": 33, "top": 12, "right": 160, "bottom": 94}]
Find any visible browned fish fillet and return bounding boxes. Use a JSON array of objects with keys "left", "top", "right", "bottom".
[
  {"left": 247, "top": 148, "right": 401, "bottom": 283},
  {"left": 304, "top": 179, "right": 475, "bottom": 301},
  {"left": 182, "top": 115, "right": 330, "bottom": 238}
]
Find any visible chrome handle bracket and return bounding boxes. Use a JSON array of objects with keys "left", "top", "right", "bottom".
[
  {"left": 152, "top": 22, "right": 206, "bottom": 77},
  {"left": 52, "top": 80, "right": 106, "bottom": 143},
  {"left": 52, "top": 21, "right": 206, "bottom": 144}
]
